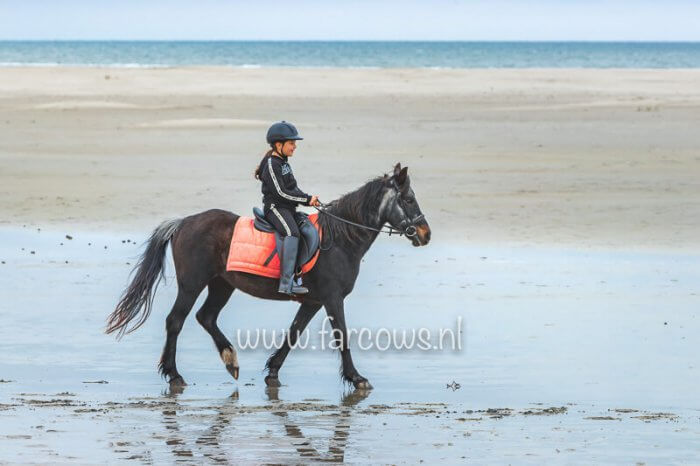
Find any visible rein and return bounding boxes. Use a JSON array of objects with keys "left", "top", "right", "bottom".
[{"left": 314, "top": 202, "right": 424, "bottom": 238}]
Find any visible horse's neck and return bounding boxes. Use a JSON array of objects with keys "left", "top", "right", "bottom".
[
  {"left": 328, "top": 200, "right": 384, "bottom": 259},
  {"left": 330, "top": 202, "right": 384, "bottom": 229},
  {"left": 352, "top": 228, "right": 381, "bottom": 259}
]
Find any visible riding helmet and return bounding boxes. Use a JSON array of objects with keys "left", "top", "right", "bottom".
[{"left": 266, "top": 121, "right": 304, "bottom": 144}]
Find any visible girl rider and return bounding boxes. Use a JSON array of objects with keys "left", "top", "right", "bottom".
[{"left": 254, "top": 121, "right": 321, "bottom": 296}]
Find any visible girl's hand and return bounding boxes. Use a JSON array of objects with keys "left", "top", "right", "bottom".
[{"left": 310, "top": 195, "right": 321, "bottom": 207}]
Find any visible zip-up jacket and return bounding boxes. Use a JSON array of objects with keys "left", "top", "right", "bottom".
[{"left": 258, "top": 154, "right": 312, "bottom": 210}]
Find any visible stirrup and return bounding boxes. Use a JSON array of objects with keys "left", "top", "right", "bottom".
[
  {"left": 278, "top": 284, "right": 308, "bottom": 296},
  {"left": 292, "top": 276, "right": 308, "bottom": 295}
]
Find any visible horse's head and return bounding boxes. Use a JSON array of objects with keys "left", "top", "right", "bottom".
[{"left": 381, "top": 163, "right": 431, "bottom": 247}]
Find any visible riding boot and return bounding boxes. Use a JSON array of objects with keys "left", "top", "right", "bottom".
[{"left": 278, "top": 236, "right": 308, "bottom": 295}]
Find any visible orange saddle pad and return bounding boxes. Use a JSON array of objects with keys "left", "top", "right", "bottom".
[{"left": 226, "top": 213, "right": 321, "bottom": 279}]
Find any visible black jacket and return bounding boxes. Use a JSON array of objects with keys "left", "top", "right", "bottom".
[{"left": 258, "top": 154, "right": 312, "bottom": 210}]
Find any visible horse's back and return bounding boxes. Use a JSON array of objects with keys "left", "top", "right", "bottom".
[
  {"left": 177, "top": 208, "right": 238, "bottom": 236},
  {"left": 171, "top": 209, "right": 240, "bottom": 273}
]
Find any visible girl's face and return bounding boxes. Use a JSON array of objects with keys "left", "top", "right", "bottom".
[{"left": 276, "top": 140, "right": 297, "bottom": 157}]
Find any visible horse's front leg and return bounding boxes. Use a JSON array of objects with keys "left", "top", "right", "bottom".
[
  {"left": 324, "top": 297, "right": 373, "bottom": 390},
  {"left": 265, "top": 301, "right": 323, "bottom": 387}
]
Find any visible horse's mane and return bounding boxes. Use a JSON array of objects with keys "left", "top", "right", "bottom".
[{"left": 317, "top": 175, "right": 388, "bottom": 247}]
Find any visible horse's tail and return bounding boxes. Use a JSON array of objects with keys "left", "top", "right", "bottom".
[{"left": 106, "top": 218, "right": 182, "bottom": 338}]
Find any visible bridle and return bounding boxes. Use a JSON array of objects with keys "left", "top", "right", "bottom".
[{"left": 313, "top": 183, "right": 425, "bottom": 238}]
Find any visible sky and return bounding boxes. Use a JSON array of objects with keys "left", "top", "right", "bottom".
[{"left": 1, "top": 0, "right": 699, "bottom": 41}]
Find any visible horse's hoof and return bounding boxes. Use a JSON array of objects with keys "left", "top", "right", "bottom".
[
  {"left": 353, "top": 379, "right": 373, "bottom": 390},
  {"left": 169, "top": 376, "right": 187, "bottom": 387},
  {"left": 226, "top": 364, "right": 239, "bottom": 380},
  {"left": 221, "top": 347, "right": 239, "bottom": 380},
  {"left": 265, "top": 375, "right": 281, "bottom": 388},
  {"left": 265, "top": 386, "right": 280, "bottom": 401}
]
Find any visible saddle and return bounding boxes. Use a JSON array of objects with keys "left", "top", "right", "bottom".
[{"left": 226, "top": 208, "right": 321, "bottom": 278}]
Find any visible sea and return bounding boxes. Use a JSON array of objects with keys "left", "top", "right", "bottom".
[{"left": 1, "top": 41, "right": 699, "bottom": 68}]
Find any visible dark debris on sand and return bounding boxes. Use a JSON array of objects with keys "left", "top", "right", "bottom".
[
  {"left": 522, "top": 406, "right": 568, "bottom": 416},
  {"left": 20, "top": 398, "right": 86, "bottom": 408},
  {"left": 632, "top": 412, "right": 679, "bottom": 422}
]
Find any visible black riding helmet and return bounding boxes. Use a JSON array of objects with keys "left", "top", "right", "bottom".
[{"left": 266, "top": 121, "right": 304, "bottom": 144}]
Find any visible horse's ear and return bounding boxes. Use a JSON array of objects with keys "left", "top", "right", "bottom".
[
  {"left": 397, "top": 166, "right": 409, "bottom": 187},
  {"left": 393, "top": 163, "right": 402, "bottom": 177}
]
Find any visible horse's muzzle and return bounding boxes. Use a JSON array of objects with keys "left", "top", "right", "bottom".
[{"left": 411, "top": 221, "right": 431, "bottom": 246}]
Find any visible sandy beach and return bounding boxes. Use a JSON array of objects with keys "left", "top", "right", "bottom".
[
  {"left": 1, "top": 67, "right": 699, "bottom": 250},
  {"left": 1, "top": 67, "right": 699, "bottom": 463}
]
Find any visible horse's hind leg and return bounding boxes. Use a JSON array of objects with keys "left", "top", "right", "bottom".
[
  {"left": 159, "top": 288, "right": 202, "bottom": 386},
  {"left": 195, "top": 276, "right": 238, "bottom": 380}
]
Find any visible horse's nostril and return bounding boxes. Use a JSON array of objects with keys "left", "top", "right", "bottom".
[{"left": 416, "top": 224, "right": 431, "bottom": 245}]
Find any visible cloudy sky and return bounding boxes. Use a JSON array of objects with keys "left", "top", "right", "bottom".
[{"left": 1, "top": 0, "right": 699, "bottom": 41}]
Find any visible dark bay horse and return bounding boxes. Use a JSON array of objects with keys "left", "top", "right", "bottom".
[{"left": 106, "top": 163, "right": 431, "bottom": 389}]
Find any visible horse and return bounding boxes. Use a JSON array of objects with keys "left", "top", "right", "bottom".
[{"left": 106, "top": 163, "right": 431, "bottom": 390}]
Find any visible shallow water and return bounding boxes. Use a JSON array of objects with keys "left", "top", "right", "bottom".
[{"left": 1, "top": 226, "right": 698, "bottom": 463}]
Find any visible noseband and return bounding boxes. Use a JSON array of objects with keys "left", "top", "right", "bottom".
[{"left": 399, "top": 213, "right": 425, "bottom": 237}]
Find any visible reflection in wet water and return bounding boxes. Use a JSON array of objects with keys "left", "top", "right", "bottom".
[
  {"left": 161, "top": 402, "right": 194, "bottom": 460},
  {"left": 192, "top": 390, "right": 238, "bottom": 463},
  {"left": 2, "top": 385, "right": 697, "bottom": 464},
  {"left": 268, "top": 388, "right": 370, "bottom": 463},
  {"left": 157, "top": 387, "right": 369, "bottom": 464}
]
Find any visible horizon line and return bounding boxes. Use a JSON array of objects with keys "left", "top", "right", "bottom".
[{"left": 2, "top": 39, "right": 700, "bottom": 44}]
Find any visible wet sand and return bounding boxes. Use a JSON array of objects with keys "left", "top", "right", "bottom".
[
  {"left": 1, "top": 229, "right": 698, "bottom": 463},
  {"left": 1, "top": 67, "right": 699, "bottom": 463},
  {"left": 1, "top": 389, "right": 695, "bottom": 464}
]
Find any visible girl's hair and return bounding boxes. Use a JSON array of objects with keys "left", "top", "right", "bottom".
[{"left": 254, "top": 148, "right": 274, "bottom": 180}]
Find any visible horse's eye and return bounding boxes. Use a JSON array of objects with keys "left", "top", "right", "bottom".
[{"left": 404, "top": 197, "right": 414, "bottom": 205}]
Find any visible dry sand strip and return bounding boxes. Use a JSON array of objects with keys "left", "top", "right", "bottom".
[{"left": 1, "top": 67, "right": 699, "bottom": 250}]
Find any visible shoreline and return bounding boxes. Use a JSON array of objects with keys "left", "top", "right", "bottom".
[
  {"left": 3, "top": 225, "right": 699, "bottom": 264},
  {"left": 3, "top": 64, "right": 700, "bottom": 68}
]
